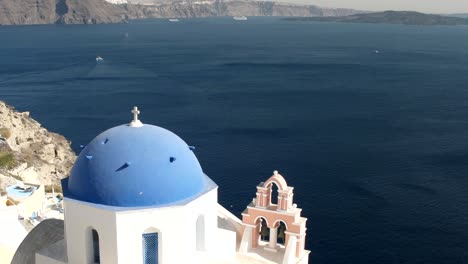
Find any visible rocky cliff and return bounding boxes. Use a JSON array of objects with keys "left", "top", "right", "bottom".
[
  {"left": 0, "top": 101, "right": 76, "bottom": 192},
  {"left": 0, "top": 0, "right": 127, "bottom": 25},
  {"left": 123, "top": 0, "right": 360, "bottom": 19},
  {"left": 0, "top": 0, "right": 360, "bottom": 25}
]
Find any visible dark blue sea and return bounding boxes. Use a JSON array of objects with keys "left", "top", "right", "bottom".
[{"left": 1, "top": 17, "right": 468, "bottom": 263}]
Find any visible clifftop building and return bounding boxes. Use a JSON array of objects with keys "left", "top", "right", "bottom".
[{"left": 12, "top": 107, "right": 309, "bottom": 264}]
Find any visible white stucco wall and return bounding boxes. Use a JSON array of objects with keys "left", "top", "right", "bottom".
[
  {"left": 64, "top": 199, "right": 118, "bottom": 264},
  {"left": 115, "top": 187, "right": 219, "bottom": 264},
  {"left": 0, "top": 205, "right": 27, "bottom": 263},
  {"left": 14, "top": 184, "right": 45, "bottom": 219},
  {"left": 62, "top": 186, "right": 232, "bottom": 264}
]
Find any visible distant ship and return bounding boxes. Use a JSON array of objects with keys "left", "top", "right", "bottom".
[
  {"left": 168, "top": 18, "right": 180, "bottom": 22},
  {"left": 233, "top": 16, "right": 247, "bottom": 21},
  {"left": 96, "top": 56, "right": 104, "bottom": 63}
]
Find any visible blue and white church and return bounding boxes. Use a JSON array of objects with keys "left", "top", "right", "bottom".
[{"left": 12, "top": 107, "right": 310, "bottom": 264}]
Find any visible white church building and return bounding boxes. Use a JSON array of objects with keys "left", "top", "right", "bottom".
[{"left": 11, "top": 107, "right": 310, "bottom": 264}]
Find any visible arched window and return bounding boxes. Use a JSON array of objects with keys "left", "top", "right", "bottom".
[
  {"left": 270, "top": 183, "right": 279, "bottom": 206},
  {"left": 196, "top": 215, "right": 205, "bottom": 251},
  {"left": 143, "top": 232, "right": 159, "bottom": 264},
  {"left": 92, "top": 229, "right": 100, "bottom": 263}
]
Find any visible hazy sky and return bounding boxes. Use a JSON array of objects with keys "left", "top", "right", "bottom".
[{"left": 288, "top": 0, "right": 468, "bottom": 14}]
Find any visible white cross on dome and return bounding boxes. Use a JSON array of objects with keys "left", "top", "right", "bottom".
[{"left": 130, "top": 106, "right": 143, "bottom": 127}]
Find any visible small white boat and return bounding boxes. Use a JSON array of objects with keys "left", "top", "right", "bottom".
[
  {"left": 96, "top": 56, "right": 104, "bottom": 62},
  {"left": 168, "top": 18, "right": 180, "bottom": 22},
  {"left": 233, "top": 16, "right": 247, "bottom": 21}
]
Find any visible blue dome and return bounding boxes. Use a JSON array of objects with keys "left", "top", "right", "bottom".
[{"left": 62, "top": 124, "right": 206, "bottom": 207}]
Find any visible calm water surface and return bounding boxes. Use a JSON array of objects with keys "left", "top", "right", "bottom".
[{"left": 1, "top": 18, "right": 468, "bottom": 263}]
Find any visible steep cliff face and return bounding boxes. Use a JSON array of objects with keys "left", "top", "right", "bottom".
[
  {"left": 0, "top": 101, "right": 76, "bottom": 191},
  {"left": 0, "top": 0, "right": 56, "bottom": 25},
  {"left": 123, "top": 0, "right": 360, "bottom": 19},
  {"left": 0, "top": 0, "right": 360, "bottom": 25},
  {"left": 0, "top": 0, "right": 127, "bottom": 25},
  {"left": 57, "top": 0, "right": 127, "bottom": 24}
]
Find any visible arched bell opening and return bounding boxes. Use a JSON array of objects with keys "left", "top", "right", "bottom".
[
  {"left": 270, "top": 182, "right": 279, "bottom": 206},
  {"left": 255, "top": 217, "right": 270, "bottom": 243},
  {"left": 275, "top": 221, "right": 287, "bottom": 245}
]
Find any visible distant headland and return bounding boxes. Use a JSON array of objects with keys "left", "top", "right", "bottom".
[{"left": 283, "top": 11, "right": 468, "bottom": 26}]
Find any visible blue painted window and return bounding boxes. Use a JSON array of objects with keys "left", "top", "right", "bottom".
[{"left": 143, "top": 233, "right": 158, "bottom": 264}]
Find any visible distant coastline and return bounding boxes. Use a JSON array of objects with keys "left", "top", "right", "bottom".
[
  {"left": 0, "top": 0, "right": 361, "bottom": 26},
  {"left": 284, "top": 11, "right": 468, "bottom": 26}
]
